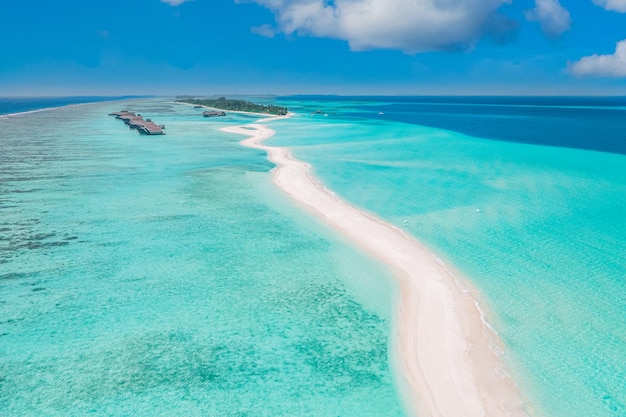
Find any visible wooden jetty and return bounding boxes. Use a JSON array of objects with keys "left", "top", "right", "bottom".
[{"left": 109, "top": 111, "right": 165, "bottom": 135}]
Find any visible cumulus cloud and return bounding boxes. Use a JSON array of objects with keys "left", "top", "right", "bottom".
[
  {"left": 568, "top": 39, "right": 626, "bottom": 77},
  {"left": 592, "top": 0, "right": 626, "bottom": 12},
  {"left": 161, "top": 0, "right": 193, "bottom": 5},
  {"left": 249, "top": 0, "right": 515, "bottom": 54},
  {"left": 524, "top": 0, "right": 571, "bottom": 38}
]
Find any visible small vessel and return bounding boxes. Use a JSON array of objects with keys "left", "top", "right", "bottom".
[{"left": 378, "top": 112, "right": 385, "bottom": 115}]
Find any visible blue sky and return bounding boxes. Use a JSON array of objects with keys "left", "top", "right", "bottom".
[{"left": 1, "top": 0, "right": 625, "bottom": 95}]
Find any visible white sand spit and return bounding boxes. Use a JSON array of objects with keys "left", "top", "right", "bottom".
[{"left": 222, "top": 119, "right": 531, "bottom": 417}]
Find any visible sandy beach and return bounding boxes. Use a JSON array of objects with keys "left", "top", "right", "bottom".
[{"left": 222, "top": 119, "right": 531, "bottom": 417}]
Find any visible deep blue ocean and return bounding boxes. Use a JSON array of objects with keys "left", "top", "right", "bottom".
[
  {"left": 280, "top": 95, "right": 626, "bottom": 155},
  {"left": 0, "top": 97, "right": 142, "bottom": 116}
]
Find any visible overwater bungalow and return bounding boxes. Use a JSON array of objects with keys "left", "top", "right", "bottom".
[
  {"left": 202, "top": 110, "right": 226, "bottom": 117},
  {"left": 109, "top": 110, "right": 164, "bottom": 135}
]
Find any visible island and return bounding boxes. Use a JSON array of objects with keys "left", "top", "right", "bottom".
[{"left": 176, "top": 96, "right": 288, "bottom": 116}]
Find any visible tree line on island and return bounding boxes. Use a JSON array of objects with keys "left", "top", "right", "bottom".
[{"left": 176, "top": 97, "right": 288, "bottom": 116}]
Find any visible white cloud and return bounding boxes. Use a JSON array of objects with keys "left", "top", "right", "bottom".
[
  {"left": 524, "top": 0, "right": 570, "bottom": 38},
  {"left": 568, "top": 39, "right": 626, "bottom": 77},
  {"left": 592, "top": 0, "right": 626, "bottom": 12},
  {"left": 161, "top": 0, "right": 193, "bottom": 5},
  {"left": 251, "top": 24, "right": 276, "bottom": 38},
  {"left": 249, "top": 0, "right": 515, "bottom": 54}
]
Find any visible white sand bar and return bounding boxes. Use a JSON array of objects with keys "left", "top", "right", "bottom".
[{"left": 223, "top": 119, "right": 531, "bottom": 417}]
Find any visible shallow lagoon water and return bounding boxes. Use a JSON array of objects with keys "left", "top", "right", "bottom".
[
  {"left": 0, "top": 100, "right": 405, "bottom": 416},
  {"left": 2, "top": 97, "right": 625, "bottom": 417},
  {"left": 268, "top": 101, "right": 626, "bottom": 417}
]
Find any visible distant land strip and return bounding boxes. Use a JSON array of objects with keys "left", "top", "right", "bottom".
[{"left": 176, "top": 96, "right": 289, "bottom": 116}]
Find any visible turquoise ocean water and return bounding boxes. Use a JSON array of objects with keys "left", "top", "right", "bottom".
[
  {"left": 268, "top": 97, "right": 626, "bottom": 417},
  {"left": 2, "top": 97, "right": 625, "bottom": 417},
  {"left": 0, "top": 100, "right": 405, "bottom": 416}
]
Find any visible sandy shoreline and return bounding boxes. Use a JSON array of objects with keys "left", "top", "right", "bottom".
[{"left": 222, "top": 118, "right": 531, "bottom": 417}]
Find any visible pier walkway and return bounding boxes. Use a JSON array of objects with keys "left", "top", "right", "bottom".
[{"left": 109, "top": 111, "right": 165, "bottom": 135}]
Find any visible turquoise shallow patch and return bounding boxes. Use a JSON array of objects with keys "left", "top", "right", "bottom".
[
  {"left": 268, "top": 102, "right": 626, "bottom": 417},
  {"left": 0, "top": 99, "right": 406, "bottom": 416}
]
